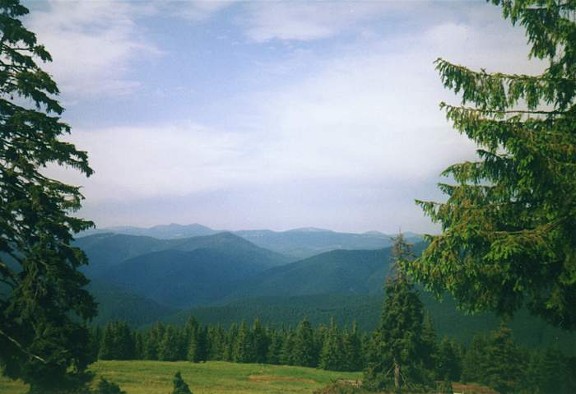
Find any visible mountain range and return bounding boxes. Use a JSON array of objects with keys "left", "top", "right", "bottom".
[
  {"left": 80, "top": 223, "right": 422, "bottom": 259},
  {"left": 76, "top": 224, "right": 575, "bottom": 352}
]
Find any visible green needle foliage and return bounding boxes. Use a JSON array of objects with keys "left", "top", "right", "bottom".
[
  {"left": 172, "top": 371, "right": 193, "bottom": 394},
  {"left": 0, "top": 0, "right": 96, "bottom": 392},
  {"left": 411, "top": 0, "right": 576, "bottom": 329},
  {"left": 364, "top": 234, "right": 434, "bottom": 393}
]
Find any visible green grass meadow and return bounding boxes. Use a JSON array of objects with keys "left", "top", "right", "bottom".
[{"left": 0, "top": 360, "right": 362, "bottom": 394}]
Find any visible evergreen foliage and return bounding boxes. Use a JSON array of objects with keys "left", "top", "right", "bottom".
[
  {"left": 436, "top": 338, "right": 463, "bottom": 382},
  {"left": 0, "top": 0, "right": 96, "bottom": 392},
  {"left": 87, "top": 316, "right": 576, "bottom": 391},
  {"left": 99, "top": 321, "right": 135, "bottom": 360},
  {"left": 292, "top": 318, "right": 318, "bottom": 367},
  {"left": 95, "top": 378, "right": 126, "bottom": 394},
  {"left": 411, "top": 0, "right": 576, "bottom": 329},
  {"left": 363, "top": 234, "right": 435, "bottom": 393},
  {"left": 172, "top": 371, "right": 193, "bottom": 394}
]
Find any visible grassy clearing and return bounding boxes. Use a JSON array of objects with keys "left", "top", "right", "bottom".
[{"left": 0, "top": 360, "right": 361, "bottom": 394}]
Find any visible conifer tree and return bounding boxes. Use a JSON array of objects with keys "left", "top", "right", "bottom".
[
  {"left": 364, "top": 233, "right": 434, "bottom": 393},
  {"left": 342, "top": 323, "right": 364, "bottom": 372},
  {"left": 98, "top": 321, "right": 135, "bottom": 360},
  {"left": 159, "top": 325, "right": 185, "bottom": 361},
  {"left": 461, "top": 334, "right": 490, "bottom": 384},
  {"left": 292, "top": 318, "right": 317, "bottom": 367},
  {"left": 280, "top": 330, "right": 296, "bottom": 366},
  {"left": 0, "top": 0, "right": 97, "bottom": 391},
  {"left": 251, "top": 319, "right": 269, "bottom": 364},
  {"left": 266, "top": 328, "right": 284, "bottom": 365},
  {"left": 185, "top": 318, "right": 207, "bottom": 363},
  {"left": 436, "top": 338, "right": 462, "bottom": 382},
  {"left": 206, "top": 325, "right": 226, "bottom": 361},
  {"left": 319, "top": 319, "right": 343, "bottom": 371},
  {"left": 411, "top": 0, "right": 576, "bottom": 330},
  {"left": 232, "top": 321, "right": 254, "bottom": 363},
  {"left": 172, "top": 371, "right": 193, "bottom": 394},
  {"left": 483, "top": 324, "right": 525, "bottom": 394},
  {"left": 143, "top": 322, "right": 165, "bottom": 360}
]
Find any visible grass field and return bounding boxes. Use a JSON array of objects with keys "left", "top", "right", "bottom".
[{"left": 0, "top": 360, "right": 362, "bottom": 394}]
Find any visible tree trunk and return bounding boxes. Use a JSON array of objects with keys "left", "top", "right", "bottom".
[{"left": 394, "top": 358, "right": 401, "bottom": 393}]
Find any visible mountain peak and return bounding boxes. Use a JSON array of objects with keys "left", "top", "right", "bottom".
[{"left": 287, "top": 227, "right": 332, "bottom": 233}]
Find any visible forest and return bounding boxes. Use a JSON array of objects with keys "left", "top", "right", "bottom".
[
  {"left": 90, "top": 317, "right": 575, "bottom": 393},
  {"left": 1, "top": 0, "right": 575, "bottom": 393}
]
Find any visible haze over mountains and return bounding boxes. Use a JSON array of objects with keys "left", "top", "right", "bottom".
[
  {"left": 76, "top": 224, "right": 421, "bottom": 323},
  {"left": 81, "top": 223, "right": 422, "bottom": 259},
  {"left": 76, "top": 224, "right": 574, "bottom": 350}
]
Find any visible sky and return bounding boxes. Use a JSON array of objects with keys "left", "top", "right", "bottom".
[{"left": 25, "top": 0, "right": 544, "bottom": 234}]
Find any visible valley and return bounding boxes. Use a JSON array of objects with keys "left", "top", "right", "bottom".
[{"left": 79, "top": 225, "right": 574, "bottom": 351}]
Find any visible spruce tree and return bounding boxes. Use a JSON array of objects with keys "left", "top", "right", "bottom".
[
  {"left": 172, "top": 371, "right": 193, "bottom": 394},
  {"left": 292, "top": 318, "right": 317, "bottom": 367},
  {"left": 364, "top": 233, "right": 434, "bottom": 393},
  {"left": 0, "top": 1, "right": 97, "bottom": 391},
  {"left": 319, "top": 319, "right": 343, "bottom": 371},
  {"left": 483, "top": 324, "right": 525, "bottom": 394},
  {"left": 251, "top": 319, "right": 269, "bottom": 364},
  {"left": 266, "top": 328, "right": 283, "bottom": 365},
  {"left": 436, "top": 338, "right": 463, "bottom": 382},
  {"left": 143, "top": 322, "right": 165, "bottom": 360},
  {"left": 98, "top": 321, "right": 135, "bottom": 360},
  {"left": 159, "top": 325, "right": 184, "bottom": 362},
  {"left": 411, "top": 0, "right": 576, "bottom": 330},
  {"left": 342, "top": 323, "right": 364, "bottom": 372},
  {"left": 232, "top": 321, "right": 254, "bottom": 363}
]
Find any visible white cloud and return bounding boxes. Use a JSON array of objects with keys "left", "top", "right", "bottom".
[
  {"left": 171, "top": 1, "right": 232, "bottom": 21},
  {"left": 38, "top": 1, "right": 551, "bottom": 232},
  {"left": 60, "top": 123, "right": 256, "bottom": 202},
  {"left": 26, "top": 0, "right": 158, "bottom": 99},
  {"left": 242, "top": 1, "right": 406, "bottom": 42}
]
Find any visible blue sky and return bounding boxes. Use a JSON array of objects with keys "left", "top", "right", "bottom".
[{"left": 26, "top": 0, "right": 543, "bottom": 233}]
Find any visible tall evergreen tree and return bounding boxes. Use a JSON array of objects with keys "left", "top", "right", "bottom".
[
  {"left": 206, "top": 325, "right": 226, "bottom": 361},
  {"left": 364, "top": 233, "right": 434, "bottom": 393},
  {"left": 410, "top": 0, "right": 576, "bottom": 329},
  {"left": 436, "top": 338, "right": 463, "bottom": 382},
  {"left": 461, "top": 333, "right": 490, "bottom": 384},
  {"left": 342, "top": 323, "right": 364, "bottom": 372},
  {"left": 143, "top": 322, "right": 165, "bottom": 360},
  {"left": 482, "top": 324, "right": 525, "bottom": 394},
  {"left": 319, "top": 319, "right": 343, "bottom": 371},
  {"left": 0, "top": 1, "right": 97, "bottom": 391},
  {"left": 98, "top": 321, "right": 135, "bottom": 361},
  {"left": 232, "top": 321, "right": 254, "bottom": 363},
  {"left": 266, "top": 328, "right": 284, "bottom": 365},
  {"left": 292, "top": 318, "right": 318, "bottom": 367},
  {"left": 159, "top": 325, "right": 185, "bottom": 362},
  {"left": 251, "top": 319, "right": 269, "bottom": 364}
]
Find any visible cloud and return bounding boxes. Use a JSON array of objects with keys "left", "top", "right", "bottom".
[
  {"left": 26, "top": 0, "right": 158, "bottom": 99},
  {"left": 39, "top": 1, "right": 550, "bottom": 232},
  {"left": 170, "top": 1, "right": 232, "bottom": 21},
  {"left": 58, "top": 123, "right": 256, "bottom": 202},
  {"left": 242, "top": 1, "right": 406, "bottom": 42}
]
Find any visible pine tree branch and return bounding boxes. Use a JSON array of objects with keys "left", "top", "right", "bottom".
[{"left": 0, "top": 328, "right": 47, "bottom": 363}]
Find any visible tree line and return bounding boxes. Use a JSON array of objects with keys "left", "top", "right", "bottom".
[
  {"left": 91, "top": 316, "right": 575, "bottom": 393},
  {"left": 90, "top": 235, "right": 576, "bottom": 393}
]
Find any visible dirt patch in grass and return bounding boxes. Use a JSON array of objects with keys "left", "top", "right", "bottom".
[
  {"left": 452, "top": 382, "right": 498, "bottom": 394},
  {"left": 248, "top": 375, "right": 317, "bottom": 384}
]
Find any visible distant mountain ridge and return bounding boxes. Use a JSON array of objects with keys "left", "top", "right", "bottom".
[
  {"left": 75, "top": 230, "right": 576, "bottom": 354},
  {"left": 80, "top": 223, "right": 423, "bottom": 259},
  {"left": 76, "top": 229, "right": 426, "bottom": 317}
]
